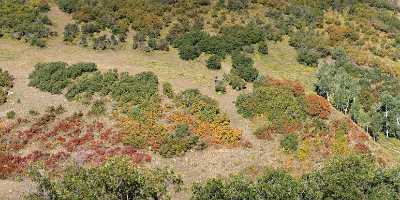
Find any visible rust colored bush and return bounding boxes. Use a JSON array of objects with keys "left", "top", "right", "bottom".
[{"left": 305, "top": 94, "right": 331, "bottom": 119}]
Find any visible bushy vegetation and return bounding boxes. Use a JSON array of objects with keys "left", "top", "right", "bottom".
[
  {"left": 0, "top": 0, "right": 53, "bottom": 47},
  {"left": 26, "top": 157, "right": 182, "bottom": 200},
  {"left": 0, "top": 68, "right": 13, "bottom": 105},
  {"left": 192, "top": 155, "right": 400, "bottom": 200},
  {"left": 316, "top": 52, "right": 400, "bottom": 140},
  {"left": 29, "top": 62, "right": 98, "bottom": 94}
]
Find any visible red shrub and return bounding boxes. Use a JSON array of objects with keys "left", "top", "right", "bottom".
[{"left": 305, "top": 94, "right": 331, "bottom": 119}]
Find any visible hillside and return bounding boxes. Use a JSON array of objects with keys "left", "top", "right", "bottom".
[{"left": 0, "top": 0, "right": 400, "bottom": 199}]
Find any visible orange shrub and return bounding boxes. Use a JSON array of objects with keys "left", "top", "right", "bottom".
[{"left": 305, "top": 94, "right": 331, "bottom": 119}]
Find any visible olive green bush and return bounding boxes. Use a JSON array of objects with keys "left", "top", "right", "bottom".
[
  {"left": 0, "top": 68, "right": 13, "bottom": 105},
  {"left": 280, "top": 134, "right": 299, "bottom": 152},
  {"left": 162, "top": 82, "right": 174, "bottom": 99},
  {"left": 29, "top": 62, "right": 98, "bottom": 94},
  {"left": 158, "top": 124, "right": 204, "bottom": 157},
  {"left": 26, "top": 157, "right": 182, "bottom": 200},
  {"left": 193, "top": 155, "right": 400, "bottom": 200}
]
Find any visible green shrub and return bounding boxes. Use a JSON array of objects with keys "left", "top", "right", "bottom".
[
  {"left": 227, "top": 0, "right": 250, "bottom": 11},
  {"left": 6, "top": 111, "right": 16, "bottom": 119},
  {"left": 280, "top": 134, "right": 299, "bottom": 152},
  {"left": 88, "top": 100, "right": 106, "bottom": 115},
  {"left": 178, "top": 45, "right": 202, "bottom": 60},
  {"left": 28, "top": 110, "right": 39, "bottom": 116},
  {"left": 63, "top": 23, "right": 80, "bottom": 42},
  {"left": 215, "top": 80, "right": 226, "bottom": 94},
  {"left": 158, "top": 124, "right": 202, "bottom": 157},
  {"left": 193, "top": 155, "right": 400, "bottom": 200},
  {"left": 231, "top": 53, "right": 259, "bottom": 82},
  {"left": 206, "top": 55, "right": 222, "bottom": 70},
  {"left": 258, "top": 42, "right": 269, "bottom": 54},
  {"left": 26, "top": 157, "right": 182, "bottom": 200},
  {"left": 225, "top": 73, "right": 246, "bottom": 90},
  {"left": 297, "top": 48, "right": 322, "bottom": 66},
  {"left": 29, "top": 62, "right": 98, "bottom": 94},
  {"left": 176, "top": 89, "right": 220, "bottom": 122},
  {"left": 162, "top": 82, "right": 174, "bottom": 99}
]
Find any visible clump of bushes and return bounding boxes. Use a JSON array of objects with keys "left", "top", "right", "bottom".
[
  {"left": 88, "top": 99, "right": 106, "bottom": 115},
  {"left": 1, "top": 0, "right": 53, "bottom": 47},
  {"left": 175, "top": 89, "right": 220, "bottom": 122},
  {"left": 192, "top": 155, "right": 400, "bottom": 200},
  {"left": 162, "top": 82, "right": 174, "bottom": 99},
  {"left": 29, "top": 62, "right": 98, "bottom": 94},
  {"left": 6, "top": 110, "right": 16, "bottom": 119},
  {"left": 231, "top": 53, "right": 259, "bottom": 82},
  {"left": 26, "top": 157, "right": 182, "bottom": 200},
  {"left": 158, "top": 124, "right": 205, "bottom": 157},
  {"left": 258, "top": 41, "right": 269, "bottom": 55},
  {"left": 280, "top": 134, "right": 299, "bottom": 152},
  {"left": 224, "top": 73, "right": 246, "bottom": 91},
  {"left": 0, "top": 69, "right": 13, "bottom": 105},
  {"left": 206, "top": 55, "right": 222, "bottom": 70}
]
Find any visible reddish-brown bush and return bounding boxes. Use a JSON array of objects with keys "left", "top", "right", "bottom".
[{"left": 305, "top": 94, "right": 331, "bottom": 119}]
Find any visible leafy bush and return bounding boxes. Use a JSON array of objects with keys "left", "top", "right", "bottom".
[
  {"left": 258, "top": 41, "right": 269, "bottom": 54},
  {"left": 175, "top": 89, "right": 220, "bottom": 122},
  {"left": 29, "top": 62, "right": 98, "bottom": 94},
  {"left": 225, "top": 73, "right": 246, "bottom": 90},
  {"left": 227, "top": 0, "right": 250, "bottom": 11},
  {"left": 231, "top": 53, "right": 259, "bottom": 82},
  {"left": 0, "top": 69, "right": 13, "bottom": 105},
  {"left": 26, "top": 157, "right": 182, "bottom": 200},
  {"left": 215, "top": 80, "right": 226, "bottom": 93},
  {"left": 280, "top": 134, "right": 299, "bottom": 152},
  {"left": 158, "top": 124, "right": 203, "bottom": 157},
  {"left": 206, "top": 55, "right": 222, "bottom": 70},
  {"left": 297, "top": 48, "right": 322, "bottom": 66},
  {"left": 178, "top": 45, "right": 202, "bottom": 60},
  {"left": 193, "top": 155, "right": 400, "bottom": 200},
  {"left": 63, "top": 23, "right": 79, "bottom": 42},
  {"left": 6, "top": 110, "right": 15, "bottom": 119},
  {"left": 162, "top": 82, "right": 174, "bottom": 99},
  {"left": 88, "top": 99, "right": 106, "bottom": 115},
  {"left": 0, "top": 0, "right": 53, "bottom": 45},
  {"left": 305, "top": 94, "right": 331, "bottom": 119}
]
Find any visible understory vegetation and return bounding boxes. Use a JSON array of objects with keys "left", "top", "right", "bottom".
[
  {"left": 192, "top": 155, "right": 400, "bottom": 200},
  {"left": 0, "top": 0, "right": 53, "bottom": 47},
  {"left": 0, "top": 68, "right": 13, "bottom": 105},
  {"left": 28, "top": 62, "right": 241, "bottom": 159}
]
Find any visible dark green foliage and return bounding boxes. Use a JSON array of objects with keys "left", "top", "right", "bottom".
[
  {"left": 26, "top": 157, "right": 182, "bottom": 200},
  {"left": 29, "top": 62, "right": 98, "bottom": 94},
  {"left": 162, "top": 82, "right": 174, "bottom": 99},
  {"left": 225, "top": 73, "right": 246, "bottom": 90},
  {"left": 0, "top": 0, "right": 52, "bottom": 46},
  {"left": 206, "top": 55, "right": 222, "bottom": 70},
  {"left": 63, "top": 23, "right": 79, "bottom": 42},
  {"left": 235, "top": 83, "right": 306, "bottom": 123},
  {"left": 0, "top": 68, "right": 13, "bottom": 89},
  {"left": 227, "top": 0, "right": 250, "bottom": 11},
  {"left": 258, "top": 42, "right": 269, "bottom": 55},
  {"left": 297, "top": 48, "right": 322, "bottom": 66},
  {"left": 178, "top": 45, "right": 202, "bottom": 60},
  {"left": 66, "top": 70, "right": 160, "bottom": 112},
  {"left": 215, "top": 80, "right": 226, "bottom": 94},
  {"left": 6, "top": 110, "right": 15, "bottom": 119},
  {"left": 176, "top": 89, "right": 220, "bottom": 122},
  {"left": 88, "top": 100, "right": 106, "bottom": 115},
  {"left": 280, "top": 134, "right": 299, "bottom": 152},
  {"left": 193, "top": 155, "right": 400, "bottom": 200},
  {"left": 57, "top": 0, "right": 80, "bottom": 13},
  {"left": 158, "top": 124, "right": 203, "bottom": 157},
  {"left": 231, "top": 53, "right": 259, "bottom": 82}
]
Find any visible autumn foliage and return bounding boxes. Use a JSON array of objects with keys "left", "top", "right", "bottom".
[{"left": 305, "top": 94, "right": 331, "bottom": 119}]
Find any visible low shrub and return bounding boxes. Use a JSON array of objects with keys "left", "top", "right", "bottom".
[
  {"left": 206, "top": 55, "right": 222, "bottom": 70},
  {"left": 280, "top": 134, "right": 299, "bottom": 152},
  {"left": 175, "top": 89, "right": 220, "bottom": 122},
  {"left": 225, "top": 73, "right": 246, "bottom": 90},
  {"left": 0, "top": 69, "right": 13, "bottom": 105},
  {"left": 26, "top": 157, "right": 182, "bottom": 200},
  {"left": 88, "top": 100, "right": 106, "bottom": 115},
  {"left": 163, "top": 82, "right": 174, "bottom": 99},
  {"left": 305, "top": 94, "right": 331, "bottom": 119},
  {"left": 29, "top": 62, "right": 98, "bottom": 94},
  {"left": 6, "top": 111, "right": 16, "bottom": 119},
  {"left": 231, "top": 53, "right": 259, "bottom": 82},
  {"left": 215, "top": 80, "right": 226, "bottom": 94},
  {"left": 258, "top": 42, "right": 269, "bottom": 55},
  {"left": 297, "top": 48, "right": 322, "bottom": 66},
  {"left": 158, "top": 124, "right": 203, "bottom": 157}
]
